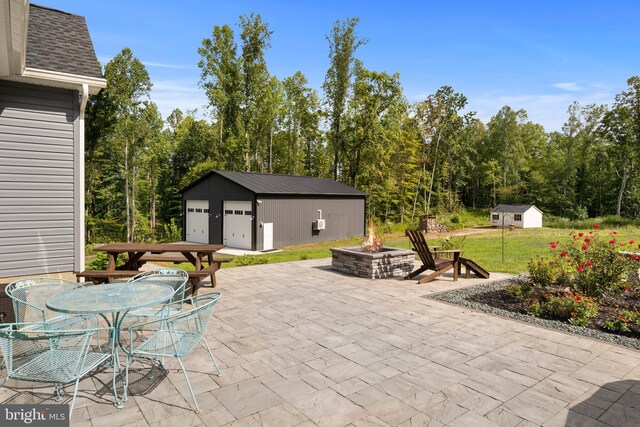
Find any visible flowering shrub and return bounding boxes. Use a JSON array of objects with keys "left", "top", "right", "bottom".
[
  {"left": 533, "top": 291, "right": 599, "bottom": 326},
  {"left": 529, "top": 225, "right": 640, "bottom": 298}
]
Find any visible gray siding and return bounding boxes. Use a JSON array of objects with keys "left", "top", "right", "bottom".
[
  {"left": 0, "top": 81, "right": 78, "bottom": 278},
  {"left": 256, "top": 198, "right": 365, "bottom": 250}
]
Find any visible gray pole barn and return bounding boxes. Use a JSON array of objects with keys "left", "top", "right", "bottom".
[{"left": 181, "top": 171, "right": 367, "bottom": 251}]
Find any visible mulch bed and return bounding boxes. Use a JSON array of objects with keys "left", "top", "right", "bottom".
[
  {"left": 469, "top": 285, "right": 640, "bottom": 337},
  {"left": 430, "top": 278, "right": 640, "bottom": 350}
]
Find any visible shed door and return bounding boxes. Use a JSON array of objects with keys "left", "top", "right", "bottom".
[
  {"left": 263, "top": 223, "right": 273, "bottom": 251},
  {"left": 186, "top": 200, "right": 209, "bottom": 244},
  {"left": 224, "top": 201, "right": 252, "bottom": 249}
]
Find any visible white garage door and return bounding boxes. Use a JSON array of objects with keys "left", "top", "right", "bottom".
[
  {"left": 186, "top": 200, "right": 209, "bottom": 244},
  {"left": 224, "top": 201, "right": 252, "bottom": 249}
]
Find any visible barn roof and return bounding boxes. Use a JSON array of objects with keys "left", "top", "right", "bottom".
[
  {"left": 182, "top": 170, "right": 368, "bottom": 196},
  {"left": 491, "top": 204, "right": 542, "bottom": 214},
  {"left": 26, "top": 4, "right": 103, "bottom": 79}
]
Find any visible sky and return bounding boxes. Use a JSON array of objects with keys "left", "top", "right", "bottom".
[{"left": 43, "top": 0, "right": 640, "bottom": 131}]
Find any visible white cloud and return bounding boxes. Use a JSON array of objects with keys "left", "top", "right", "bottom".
[
  {"left": 473, "top": 90, "right": 614, "bottom": 132},
  {"left": 149, "top": 79, "right": 210, "bottom": 120},
  {"left": 142, "top": 61, "right": 193, "bottom": 70},
  {"left": 552, "top": 82, "right": 583, "bottom": 92}
]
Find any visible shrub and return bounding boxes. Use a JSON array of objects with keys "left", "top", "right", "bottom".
[
  {"left": 88, "top": 252, "right": 126, "bottom": 270},
  {"left": 506, "top": 283, "right": 534, "bottom": 300},
  {"left": 162, "top": 218, "right": 182, "bottom": 242},
  {"left": 439, "top": 236, "right": 466, "bottom": 251},
  {"left": 537, "top": 291, "right": 599, "bottom": 326},
  {"left": 603, "top": 316, "right": 630, "bottom": 332},
  {"left": 534, "top": 226, "right": 640, "bottom": 297},
  {"left": 527, "top": 258, "right": 557, "bottom": 286},
  {"left": 234, "top": 254, "right": 269, "bottom": 266}
]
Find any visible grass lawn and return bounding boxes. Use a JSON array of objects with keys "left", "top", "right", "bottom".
[{"left": 162, "top": 225, "right": 640, "bottom": 275}]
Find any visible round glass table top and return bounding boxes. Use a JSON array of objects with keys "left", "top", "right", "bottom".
[{"left": 46, "top": 282, "right": 174, "bottom": 314}]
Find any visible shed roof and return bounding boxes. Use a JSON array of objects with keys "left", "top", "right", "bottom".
[
  {"left": 25, "top": 4, "right": 103, "bottom": 79},
  {"left": 491, "top": 204, "right": 542, "bottom": 214},
  {"left": 183, "top": 170, "right": 368, "bottom": 197}
]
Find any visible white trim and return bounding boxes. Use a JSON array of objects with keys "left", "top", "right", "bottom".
[
  {"left": 3, "top": 66, "right": 106, "bottom": 94},
  {"left": 78, "top": 83, "right": 88, "bottom": 276}
]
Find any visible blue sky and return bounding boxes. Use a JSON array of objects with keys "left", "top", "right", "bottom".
[{"left": 44, "top": 0, "right": 640, "bottom": 131}]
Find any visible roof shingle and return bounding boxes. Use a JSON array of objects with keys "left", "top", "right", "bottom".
[
  {"left": 25, "top": 4, "right": 103, "bottom": 79},
  {"left": 185, "top": 170, "right": 367, "bottom": 196}
]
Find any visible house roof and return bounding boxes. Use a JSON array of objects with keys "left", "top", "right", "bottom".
[
  {"left": 25, "top": 4, "right": 103, "bottom": 79},
  {"left": 491, "top": 204, "right": 542, "bottom": 214},
  {"left": 183, "top": 170, "right": 368, "bottom": 197}
]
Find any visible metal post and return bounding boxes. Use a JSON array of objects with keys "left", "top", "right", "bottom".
[{"left": 501, "top": 212, "right": 512, "bottom": 264}]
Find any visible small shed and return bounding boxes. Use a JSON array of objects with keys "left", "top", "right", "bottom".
[
  {"left": 491, "top": 204, "right": 543, "bottom": 228},
  {"left": 181, "top": 171, "right": 367, "bottom": 250}
]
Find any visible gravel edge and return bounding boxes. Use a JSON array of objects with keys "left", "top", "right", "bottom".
[{"left": 429, "top": 278, "right": 640, "bottom": 350}]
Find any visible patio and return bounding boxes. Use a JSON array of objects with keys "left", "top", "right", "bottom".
[{"left": 2, "top": 259, "right": 640, "bottom": 427}]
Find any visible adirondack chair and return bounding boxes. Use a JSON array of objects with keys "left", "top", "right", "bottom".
[{"left": 404, "top": 229, "right": 462, "bottom": 284}]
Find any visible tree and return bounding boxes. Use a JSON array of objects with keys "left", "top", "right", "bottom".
[
  {"left": 102, "top": 48, "right": 152, "bottom": 242},
  {"left": 413, "top": 86, "right": 470, "bottom": 215},
  {"left": 323, "top": 18, "right": 367, "bottom": 180},
  {"left": 239, "top": 13, "right": 273, "bottom": 171}
]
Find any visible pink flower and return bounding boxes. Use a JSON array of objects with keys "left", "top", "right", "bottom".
[
  {"left": 578, "top": 232, "right": 584, "bottom": 237},
  {"left": 609, "top": 239, "right": 616, "bottom": 244},
  {"left": 560, "top": 252, "right": 567, "bottom": 257},
  {"left": 577, "top": 267, "right": 583, "bottom": 272},
  {"left": 593, "top": 224, "right": 600, "bottom": 229},
  {"left": 582, "top": 245, "right": 588, "bottom": 250},
  {"left": 584, "top": 237, "right": 591, "bottom": 243},
  {"left": 587, "top": 261, "right": 593, "bottom": 267}
]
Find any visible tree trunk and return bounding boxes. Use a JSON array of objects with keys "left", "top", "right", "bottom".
[
  {"left": 616, "top": 167, "right": 631, "bottom": 217},
  {"left": 124, "top": 138, "right": 130, "bottom": 242},
  {"left": 131, "top": 165, "right": 136, "bottom": 242},
  {"left": 269, "top": 126, "right": 273, "bottom": 173},
  {"left": 150, "top": 165, "right": 156, "bottom": 231}
]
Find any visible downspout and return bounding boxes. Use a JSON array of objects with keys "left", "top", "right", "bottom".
[{"left": 78, "top": 83, "right": 89, "bottom": 274}]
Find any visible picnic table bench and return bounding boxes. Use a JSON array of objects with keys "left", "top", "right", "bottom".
[{"left": 77, "top": 243, "right": 231, "bottom": 295}]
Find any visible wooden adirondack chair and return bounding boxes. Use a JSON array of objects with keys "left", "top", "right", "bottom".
[{"left": 404, "top": 229, "right": 462, "bottom": 284}]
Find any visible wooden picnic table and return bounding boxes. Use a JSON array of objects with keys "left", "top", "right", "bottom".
[{"left": 77, "top": 243, "right": 230, "bottom": 294}]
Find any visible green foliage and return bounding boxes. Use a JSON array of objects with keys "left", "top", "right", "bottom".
[
  {"left": 528, "top": 227, "right": 640, "bottom": 297},
  {"left": 506, "top": 282, "right": 534, "bottom": 300},
  {"left": 87, "top": 252, "right": 126, "bottom": 270},
  {"left": 438, "top": 236, "right": 466, "bottom": 250},
  {"left": 527, "top": 258, "right": 557, "bottom": 286},
  {"left": 603, "top": 317, "right": 630, "bottom": 332},
  {"left": 536, "top": 292, "right": 599, "bottom": 326},
  {"left": 234, "top": 254, "right": 270, "bottom": 266},
  {"left": 161, "top": 218, "right": 182, "bottom": 242}
]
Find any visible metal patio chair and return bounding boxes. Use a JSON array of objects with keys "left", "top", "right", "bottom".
[
  {"left": 6, "top": 277, "right": 96, "bottom": 329},
  {"left": 123, "top": 292, "right": 222, "bottom": 412},
  {"left": 124, "top": 268, "right": 190, "bottom": 322},
  {"left": 0, "top": 320, "right": 115, "bottom": 418}
]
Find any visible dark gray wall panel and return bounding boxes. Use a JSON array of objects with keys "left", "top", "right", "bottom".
[
  {"left": 0, "top": 80, "right": 78, "bottom": 278},
  {"left": 255, "top": 197, "right": 365, "bottom": 250}
]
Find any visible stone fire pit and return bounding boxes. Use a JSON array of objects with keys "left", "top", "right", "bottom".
[{"left": 331, "top": 246, "right": 415, "bottom": 279}]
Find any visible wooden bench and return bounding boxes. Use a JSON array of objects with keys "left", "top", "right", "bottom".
[{"left": 77, "top": 256, "right": 233, "bottom": 294}]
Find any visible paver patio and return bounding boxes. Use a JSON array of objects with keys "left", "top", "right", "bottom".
[{"left": 2, "top": 258, "right": 639, "bottom": 426}]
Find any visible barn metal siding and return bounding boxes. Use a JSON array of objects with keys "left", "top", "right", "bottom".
[
  {"left": 182, "top": 174, "right": 255, "bottom": 247},
  {"left": 0, "top": 81, "right": 79, "bottom": 278},
  {"left": 255, "top": 197, "right": 365, "bottom": 250}
]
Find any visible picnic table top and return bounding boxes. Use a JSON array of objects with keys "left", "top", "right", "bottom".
[{"left": 94, "top": 243, "right": 225, "bottom": 253}]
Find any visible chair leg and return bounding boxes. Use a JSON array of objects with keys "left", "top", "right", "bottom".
[
  {"left": 54, "top": 383, "right": 63, "bottom": 401},
  {"left": 175, "top": 355, "right": 200, "bottom": 413},
  {"left": 69, "top": 378, "right": 81, "bottom": 418},
  {"left": 405, "top": 266, "right": 428, "bottom": 280},
  {"left": 200, "top": 338, "right": 221, "bottom": 376}
]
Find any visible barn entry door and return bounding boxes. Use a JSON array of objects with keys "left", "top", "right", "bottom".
[
  {"left": 223, "top": 201, "right": 252, "bottom": 249},
  {"left": 186, "top": 200, "right": 209, "bottom": 244}
]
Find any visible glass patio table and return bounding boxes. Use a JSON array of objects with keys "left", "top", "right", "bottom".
[{"left": 46, "top": 282, "right": 174, "bottom": 408}]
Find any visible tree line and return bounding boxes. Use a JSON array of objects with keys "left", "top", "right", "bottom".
[{"left": 85, "top": 15, "right": 640, "bottom": 243}]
